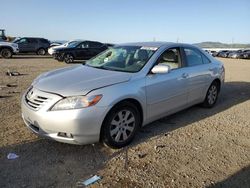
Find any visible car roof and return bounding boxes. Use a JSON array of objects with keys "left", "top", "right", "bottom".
[
  {"left": 118, "top": 42, "right": 171, "bottom": 48},
  {"left": 20, "top": 37, "right": 48, "bottom": 40},
  {"left": 116, "top": 42, "right": 198, "bottom": 49}
]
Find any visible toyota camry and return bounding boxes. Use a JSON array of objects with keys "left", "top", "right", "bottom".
[{"left": 21, "top": 42, "right": 225, "bottom": 148}]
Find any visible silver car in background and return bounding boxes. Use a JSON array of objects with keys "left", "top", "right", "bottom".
[{"left": 21, "top": 42, "right": 225, "bottom": 148}]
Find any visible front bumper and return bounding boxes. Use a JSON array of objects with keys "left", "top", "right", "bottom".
[
  {"left": 13, "top": 47, "right": 19, "bottom": 53},
  {"left": 21, "top": 88, "right": 108, "bottom": 145},
  {"left": 48, "top": 48, "right": 55, "bottom": 55}
]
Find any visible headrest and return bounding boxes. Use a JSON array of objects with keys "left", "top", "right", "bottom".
[{"left": 162, "top": 50, "right": 176, "bottom": 62}]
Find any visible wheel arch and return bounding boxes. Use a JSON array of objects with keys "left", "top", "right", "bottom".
[
  {"left": 99, "top": 98, "right": 144, "bottom": 141},
  {"left": 211, "top": 78, "right": 221, "bottom": 93},
  {"left": 0, "top": 46, "right": 14, "bottom": 53},
  {"left": 36, "top": 47, "right": 46, "bottom": 54}
]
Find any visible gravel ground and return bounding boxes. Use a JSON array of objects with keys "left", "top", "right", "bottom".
[{"left": 0, "top": 56, "right": 249, "bottom": 188}]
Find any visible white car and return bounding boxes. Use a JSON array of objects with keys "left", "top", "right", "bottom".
[
  {"left": 48, "top": 40, "right": 80, "bottom": 55},
  {"left": 0, "top": 41, "right": 19, "bottom": 58},
  {"left": 21, "top": 42, "right": 225, "bottom": 148}
]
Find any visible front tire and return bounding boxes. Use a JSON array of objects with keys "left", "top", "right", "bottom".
[
  {"left": 64, "top": 54, "right": 74, "bottom": 64},
  {"left": 101, "top": 102, "right": 140, "bottom": 149},
  {"left": 1, "top": 48, "right": 13, "bottom": 58},
  {"left": 202, "top": 81, "right": 219, "bottom": 108}
]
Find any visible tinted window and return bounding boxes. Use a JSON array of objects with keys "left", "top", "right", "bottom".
[
  {"left": 68, "top": 41, "right": 82, "bottom": 48},
  {"left": 184, "top": 48, "right": 203, "bottom": 66},
  {"left": 39, "top": 38, "right": 49, "bottom": 43},
  {"left": 28, "top": 38, "right": 37, "bottom": 43},
  {"left": 17, "top": 38, "right": 28, "bottom": 43},
  {"left": 157, "top": 48, "right": 181, "bottom": 69},
  {"left": 77, "top": 42, "right": 89, "bottom": 48},
  {"left": 89, "top": 42, "right": 103, "bottom": 48}
]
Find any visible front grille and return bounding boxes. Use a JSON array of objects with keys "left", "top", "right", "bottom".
[{"left": 25, "top": 88, "right": 49, "bottom": 110}]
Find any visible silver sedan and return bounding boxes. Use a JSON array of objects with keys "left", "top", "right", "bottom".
[{"left": 21, "top": 42, "right": 225, "bottom": 148}]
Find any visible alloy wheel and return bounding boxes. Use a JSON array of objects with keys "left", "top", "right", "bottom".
[
  {"left": 64, "top": 54, "right": 74, "bottom": 63},
  {"left": 109, "top": 110, "right": 136, "bottom": 142},
  {"left": 207, "top": 85, "right": 217, "bottom": 105},
  {"left": 2, "top": 49, "right": 12, "bottom": 58},
  {"left": 38, "top": 48, "right": 46, "bottom": 55}
]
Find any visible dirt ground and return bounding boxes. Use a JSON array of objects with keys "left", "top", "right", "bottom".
[{"left": 0, "top": 56, "right": 249, "bottom": 188}]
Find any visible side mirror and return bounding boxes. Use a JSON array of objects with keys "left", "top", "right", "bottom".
[{"left": 151, "top": 64, "right": 170, "bottom": 74}]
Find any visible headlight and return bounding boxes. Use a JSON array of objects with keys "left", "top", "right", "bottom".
[{"left": 51, "top": 95, "right": 102, "bottom": 111}]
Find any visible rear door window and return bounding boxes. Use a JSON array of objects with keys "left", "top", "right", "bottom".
[
  {"left": 39, "top": 38, "right": 49, "bottom": 43},
  {"left": 89, "top": 42, "right": 103, "bottom": 48},
  {"left": 184, "top": 48, "right": 203, "bottom": 67},
  {"left": 28, "top": 38, "right": 37, "bottom": 43},
  {"left": 201, "top": 53, "right": 211, "bottom": 64},
  {"left": 78, "top": 42, "right": 89, "bottom": 48}
]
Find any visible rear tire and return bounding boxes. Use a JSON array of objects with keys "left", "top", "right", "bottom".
[
  {"left": 37, "top": 48, "right": 46, "bottom": 55},
  {"left": 0, "top": 48, "right": 13, "bottom": 58},
  {"left": 101, "top": 102, "right": 140, "bottom": 149},
  {"left": 64, "top": 54, "right": 74, "bottom": 64},
  {"left": 202, "top": 81, "right": 219, "bottom": 108}
]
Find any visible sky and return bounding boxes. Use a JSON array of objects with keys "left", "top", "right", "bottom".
[{"left": 1, "top": 0, "right": 250, "bottom": 44}]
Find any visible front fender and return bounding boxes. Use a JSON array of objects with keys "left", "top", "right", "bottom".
[{"left": 89, "top": 78, "right": 147, "bottom": 124}]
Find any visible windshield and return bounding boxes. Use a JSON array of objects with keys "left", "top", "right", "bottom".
[
  {"left": 85, "top": 46, "right": 157, "bottom": 73},
  {"left": 12, "top": 38, "right": 21, "bottom": 43},
  {"left": 67, "top": 41, "right": 82, "bottom": 48}
]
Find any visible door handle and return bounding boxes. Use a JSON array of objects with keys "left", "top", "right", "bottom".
[{"left": 182, "top": 73, "right": 189, "bottom": 78}]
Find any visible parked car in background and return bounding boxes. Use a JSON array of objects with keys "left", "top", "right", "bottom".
[
  {"left": 241, "top": 50, "right": 250, "bottom": 59},
  {"left": 48, "top": 40, "right": 80, "bottom": 56},
  {"left": 105, "top": 43, "right": 115, "bottom": 48},
  {"left": 228, "top": 50, "right": 243, "bottom": 59},
  {"left": 0, "top": 41, "right": 19, "bottom": 58},
  {"left": 53, "top": 40, "right": 108, "bottom": 63},
  {"left": 13, "top": 37, "right": 50, "bottom": 55},
  {"left": 211, "top": 51, "right": 219, "bottom": 57},
  {"left": 217, "top": 50, "right": 230, "bottom": 58},
  {"left": 204, "top": 50, "right": 212, "bottom": 55},
  {"left": 49, "top": 42, "right": 63, "bottom": 48},
  {"left": 21, "top": 42, "right": 225, "bottom": 148}
]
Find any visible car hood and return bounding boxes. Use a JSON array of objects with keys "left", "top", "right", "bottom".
[
  {"left": 50, "top": 45, "right": 67, "bottom": 50},
  {"left": 33, "top": 65, "right": 132, "bottom": 96},
  {"left": 0, "top": 41, "right": 15, "bottom": 45}
]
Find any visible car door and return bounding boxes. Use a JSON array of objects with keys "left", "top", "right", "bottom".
[
  {"left": 75, "top": 41, "right": 90, "bottom": 60},
  {"left": 145, "top": 47, "right": 189, "bottom": 121},
  {"left": 182, "top": 47, "right": 214, "bottom": 105},
  {"left": 28, "top": 38, "right": 38, "bottom": 52},
  {"left": 16, "top": 38, "right": 29, "bottom": 52}
]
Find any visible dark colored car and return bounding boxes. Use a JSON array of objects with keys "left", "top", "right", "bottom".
[
  {"left": 241, "top": 50, "right": 250, "bottom": 59},
  {"left": 228, "top": 50, "right": 243, "bottom": 59},
  {"left": 105, "top": 43, "right": 115, "bottom": 48},
  {"left": 217, "top": 50, "right": 230, "bottom": 58},
  {"left": 53, "top": 40, "right": 108, "bottom": 63},
  {"left": 13, "top": 37, "right": 50, "bottom": 55}
]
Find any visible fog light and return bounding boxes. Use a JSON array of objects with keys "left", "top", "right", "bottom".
[{"left": 58, "top": 132, "right": 73, "bottom": 138}]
